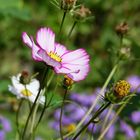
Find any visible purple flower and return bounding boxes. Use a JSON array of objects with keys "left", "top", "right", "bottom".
[
  {"left": 126, "top": 75, "right": 140, "bottom": 93},
  {"left": 0, "top": 116, "right": 11, "bottom": 140},
  {"left": 0, "top": 131, "right": 5, "bottom": 140},
  {"left": 120, "top": 121, "right": 136, "bottom": 139},
  {"left": 22, "top": 27, "right": 90, "bottom": 81},
  {"left": 131, "top": 111, "right": 140, "bottom": 124},
  {"left": 106, "top": 125, "right": 115, "bottom": 140}
]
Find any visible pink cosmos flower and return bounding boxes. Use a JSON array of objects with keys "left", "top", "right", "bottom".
[{"left": 22, "top": 27, "right": 90, "bottom": 81}]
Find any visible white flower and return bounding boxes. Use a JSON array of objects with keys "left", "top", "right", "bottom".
[{"left": 8, "top": 74, "right": 45, "bottom": 105}]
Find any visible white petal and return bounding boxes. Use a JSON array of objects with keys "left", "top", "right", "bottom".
[
  {"left": 11, "top": 75, "right": 25, "bottom": 91},
  {"left": 26, "top": 79, "right": 40, "bottom": 96}
]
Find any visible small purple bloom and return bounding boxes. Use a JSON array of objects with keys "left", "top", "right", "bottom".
[
  {"left": 106, "top": 125, "right": 116, "bottom": 140},
  {"left": 0, "top": 116, "right": 11, "bottom": 140},
  {"left": 126, "top": 75, "right": 140, "bottom": 93},
  {"left": 131, "top": 111, "right": 140, "bottom": 124},
  {"left": 0, "top": 131, "right": 5, "bottom": 140},
  {"left": 120, "top": 121, "right": 136, "bottom": 139}
]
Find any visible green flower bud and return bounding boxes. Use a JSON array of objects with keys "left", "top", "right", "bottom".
[{"left": 19, "top": 71, "right": 31, "bottom": 85}]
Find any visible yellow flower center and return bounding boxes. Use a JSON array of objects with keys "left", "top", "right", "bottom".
[
  {"left": 65, "top": 123, "right": 76, "bottom": 133},
  {"left": 21, "top": 89, "right": 32, "bottom": 96},
  {"left": 48, "top": 51, "right": 62, "bottom": 62},
  {"left": 114, "top": 80, "right": 131, "bottom": 98}
]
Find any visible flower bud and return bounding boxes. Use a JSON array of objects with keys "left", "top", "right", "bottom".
[
  {"left": 63, "top": 75, "right": 74, "bottom": 90},
  {"left": 65, "top": 123, "right": 76, "bottom": 133},
  {"left": 119, "top": 47, "right": 131, "bottom": 60},
  {"left": 19, "top": 70, "right": 30, "bottom": 85},
  {"left": 61, "top": 0, "right": 77, "bottom": 11},
  {"left": 72, "top": 5, "right": 91, "bottom": 21},
  {"left": 105, "top": 80, "right": 131, "bottom": 103},
  {"left": 115, "top": 22, "right": 129, "bottom": 37}
]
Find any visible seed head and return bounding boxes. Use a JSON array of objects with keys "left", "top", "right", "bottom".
[
  {"left": 115, "top": 22, "right": 129, "bottom": 37},
  {"left": 61, "top": 0, "right": 77, "bottom": 11},
  {"left": 73, "top": 5, "right": 91, "bottom": 21}
]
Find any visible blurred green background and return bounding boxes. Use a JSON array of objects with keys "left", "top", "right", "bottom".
[{"left": 0, "top": 0, "right": 140, "bottom": 139}]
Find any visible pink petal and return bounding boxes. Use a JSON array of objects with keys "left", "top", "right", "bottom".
[
  {"left": 38, "top": 49, "right": 61, "bottom": 68},
  {"left": 67, "top": 64, "right": 90, "bottom": 81},
  {"left": 61, "top": 49, "right": 89, "bottom": 64},
  {"left": 55, "top": 48, "right": 90, "bottom": 81},
  {"left": 36, "top": 27, "right": 55, "bottom": 53},
  {"left": 54, "top": 43, "right": 68, "bottom": 57},
  {"left": 22, "top": 32, "right": 32, "bottom": 48},
  {"left": 31, "top": 40, "right": 43, "bottom": 61}
]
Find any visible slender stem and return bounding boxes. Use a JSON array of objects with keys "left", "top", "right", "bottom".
[
  {"left": 22, "top": 67, "right": 50, "bottom": 140},
  {"left": 25, "top": 85, "right": 31, "bottom": 109},
  {"left": 71, "top": 102, "right": 111, "bottom": 140},
  {"left": 16, "top": 99, "right": 24, "bottom": 138},
  {"left": 34, "top": 93, "right": 53, "bottom": 131},
  {"left": 29, "top": 101, "right": 40, "bottom": 138},
  {"left": 67, "top": 21, "right": 77, "bottom": 39},
  {"left": 58, "top": 11, "right": 67, "bottom": 36},
  {"left": 97, "top": 85, "right": 140, "bottom": 140},
  {"left": 101, "top": 104, "right": 114, "bottom": 132},
  {"left": 59, "top": 89, "right": 68, "bottom": 140}
]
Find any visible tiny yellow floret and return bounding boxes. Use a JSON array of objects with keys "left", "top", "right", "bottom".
[
  {"left": 66, "top": 123, "right": 76, "bottom": 133},
  {"left": 21, "top": 89, "right": 32, "bottom": 96}
]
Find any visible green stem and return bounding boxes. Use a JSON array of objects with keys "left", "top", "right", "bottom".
[
  {"left": 16, "top": 99, "right": 24, "bottom": 138},
  {"left": 29, "top": 101, "right": 40, "bottom": 139},
  {"left": 59, "top": 89, "right": 68, "bottom": 140},
  {"left": 34, "top": 93, "right": 54, "bottom": 131},
  {"left": 71, "top": 102, "right": 111, "bottom": 140},
  {"left": 67, "top": 21, "right": 77, "bottom": 39},
  {"left": 101, "top": 104, "right": 114, "bottom": 132},
  {"left": 58, "top": 11, "right": 67, "bottom": 38},
  {"left": 22, "top": 66, "right": 50, "bottom": 140}
]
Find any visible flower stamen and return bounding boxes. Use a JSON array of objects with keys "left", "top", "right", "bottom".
[
  {"left": 21, "top": 89, "right": 32, "bottom": 96},
  {"left": 48, "top": 51, "right": 62, "bottom": 62}
]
